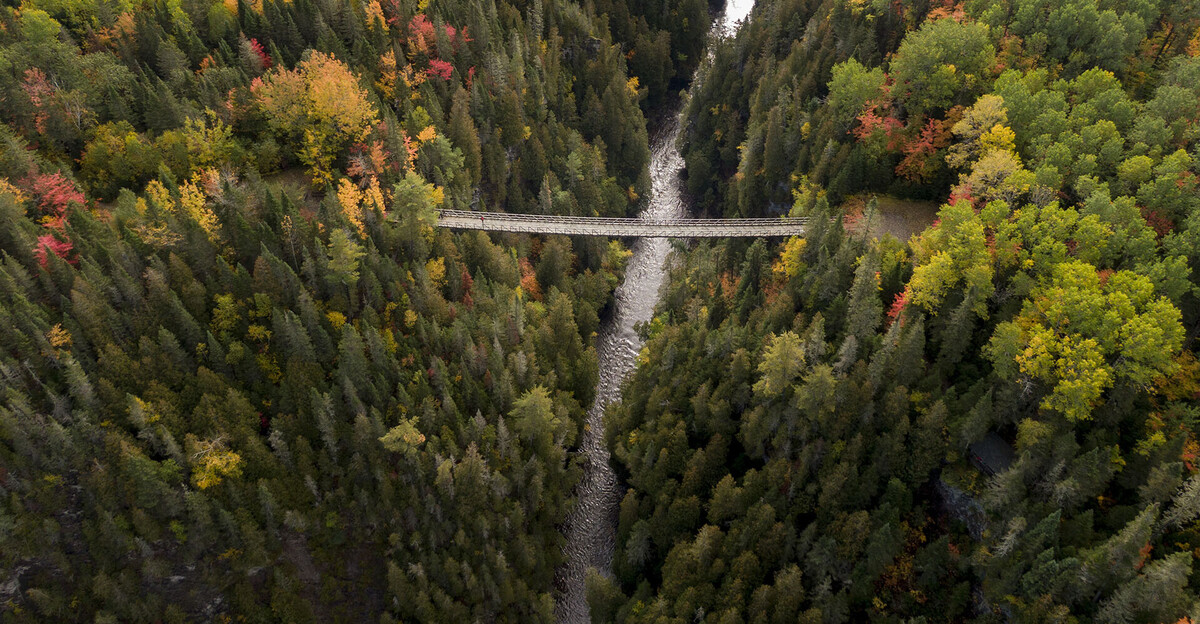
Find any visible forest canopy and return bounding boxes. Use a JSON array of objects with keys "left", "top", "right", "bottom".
[
  {"left": 4, "top": 0, "right": 1200, "bottom": 622},
  {"left": 0, "top": 0, "right": 708, "bottom": 620},
  {"left": 594, "top": 0, "right": 1200, "bottom": 621}
]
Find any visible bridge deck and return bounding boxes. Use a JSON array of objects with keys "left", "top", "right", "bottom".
[{"left": 435, "top": 210, "right": 807, "bottom": 238}]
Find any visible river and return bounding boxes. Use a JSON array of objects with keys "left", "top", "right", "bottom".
[{"left": 554, "top": 2, "right": 756, "bottom": 621}]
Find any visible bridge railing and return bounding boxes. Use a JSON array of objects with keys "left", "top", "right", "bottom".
[{"left": 436, "top": 209, "right": 809, "bottom": 227}]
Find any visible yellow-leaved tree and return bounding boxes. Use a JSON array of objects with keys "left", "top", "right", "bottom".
[
  {"left": 907, "top": 199, "right": 994, "bottom": 317},
  {"left": 186, "top": 435, "right": 243, "bottom": 489},
  {"left": 252, "top": 52, "right": 379, "bottom": 185},
  {"left": 987, "top": 261, "right": 1184, "bottom": 422}
]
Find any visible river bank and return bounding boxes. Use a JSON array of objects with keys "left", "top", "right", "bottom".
[{"left": 553, "top": 2, "right": 757, "bottom": 621}]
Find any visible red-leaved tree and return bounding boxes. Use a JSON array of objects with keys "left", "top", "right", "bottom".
[
  {"left": 896, "top": 117, "right": 950, "bottom": 182},
  {"left": 33, "top": 232, "right": 75, "bottom": 267},
  {"left": 23, "top": 172, "right": 85, "bottom": 219},
  {"left": 427, "top": 59, "right": 454, "bottom": 80}
]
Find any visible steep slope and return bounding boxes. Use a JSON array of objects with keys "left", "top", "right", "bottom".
[
  {"left": 598, "top": 1, "right": 1200, "bottom": 621},
  {"left": 0, "top": 0, "right": 698, "bottom": 621}
]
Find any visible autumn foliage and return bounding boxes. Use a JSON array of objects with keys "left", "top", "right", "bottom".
[
  {"left": 519, "top": 257, "right": 542, "bottom": 301},
  {"left": 23, "top": 171, "right": 85, "bottom": 218},
  {"left": 251, "top": 52, "right": 379, "bottom": 185},
  {"left": 20, "top": 172, "right": 83, "bottom": 266},
  {"left": 895, "top": 117, "right": 952, "bottom": 182}
]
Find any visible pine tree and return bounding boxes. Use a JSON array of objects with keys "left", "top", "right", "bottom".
[{"left": 845, "top": 249, "right": 882, "bottom": 344}]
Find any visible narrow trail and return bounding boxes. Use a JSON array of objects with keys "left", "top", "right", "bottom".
[{"left": 554, "top": 3, "right": 755, "bottom": 621}]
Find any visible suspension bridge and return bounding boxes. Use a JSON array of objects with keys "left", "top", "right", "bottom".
[{"left": 435, "top": 210, "right": 808, "bottom": 238}]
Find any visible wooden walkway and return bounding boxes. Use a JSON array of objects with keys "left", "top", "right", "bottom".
[{"left": 435, "top": 210, "right": 807, "bottom": 238}]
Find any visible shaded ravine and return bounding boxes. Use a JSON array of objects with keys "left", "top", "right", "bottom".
[{"left": 554, "top": 2, "right": 755, "bottom": 621}]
